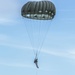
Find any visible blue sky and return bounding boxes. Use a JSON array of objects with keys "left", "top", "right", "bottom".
[{"left": 0, "top": 0, "right": 75, "bottom": 75}]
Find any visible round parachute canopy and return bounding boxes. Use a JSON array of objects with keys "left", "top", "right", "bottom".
[{"left": 21, "top": 1, "right": 56, "bottom": 20}]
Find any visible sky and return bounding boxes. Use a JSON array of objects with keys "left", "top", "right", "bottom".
[{"left": 0, "top": 0, "right": 75, "bottom": 75}]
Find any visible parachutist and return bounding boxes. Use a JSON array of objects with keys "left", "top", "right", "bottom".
[
  {"left": 34, "top": 54, "right": 39, "bottom": 68},
  {"left": 34, "top": 58, "right": 39, "bottom": 68}
]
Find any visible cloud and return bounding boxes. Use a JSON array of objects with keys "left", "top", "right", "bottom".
[
  {"left": 0, "top": 18, "right": 12, "bottom": 23},
  {"left": 0, "top": 62, "right": 34, "bottom": 68},
  {"left": 69, "top": 50, "right": 75, "bottom": 55},
  {"left": 0, "top": 42, "right": 32, "bottom": 50},
  {"left": 42, "top": 49, "right": 75, "bottom": 59},
  {"left": 42, "top": 49, "right": 68, "bottom": 57},
  {"left": 0, "top": 34, "right": 10, "bottom": 42},
  {"left": 0, "top": 34, "right": 75, "bottom": 60},
  {"left": 68, "top": 50, "right": 75, "bottom": 59},
  {"left": 0, "top": 34, "right": 33, "bottom": 50},
  {"left": 0, "top": 59, "right": 51, "bottom": 72},
  {"left": 1, "top": 42, "right": 75, "bottom": 60},
  {"left": 0, "top": 0, "right": 20, "bottom": 24},
  {"left": 0, "top": 18, "right": 16, "bottom": 25},
  {"left": 0, "top": 0, "right": 18, "bottom": 16},
  {"left": 0, "top": 61, "right": 51, "bottom": 72},
  {"left": 0, "top": 18, "right": 20, "bottom": 26},
  {"left": 59, "top": 18, "right": 75, "bottom": 21}
]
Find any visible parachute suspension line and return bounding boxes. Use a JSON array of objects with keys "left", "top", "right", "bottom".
[
  {"left": 35, "top": 20, "right": 41, "bottom": 56},
  {"left": 34, "top": 27, "right": 38, "bottom": 55},
  {"left": 21, "top": 0, "right": 56, "bottom": 70},
  {"left": 25, "top": 19, "right": 36, "bottom": 55},
  {"left": 35, "top": 20, "right": 45, "bottom": 57},
  {"left": 33, "top": 21, "right": 37, "bottom": 55},
  {"left": 35, "top": 20, "right": 42, "bottom": 56},
  {"left": 39, "top": 20, "right": 52, "bottom": 55},
  {"left": 35, "top": 53, "right": 38, "bottom": 60},
  {"left": 32, "top": 20, "right": 37, "bottom": 56},
  {"left": 31, "top": 20, "right": 36, "bottom": 55},
  {"left": 37, "top": 20, "right": 53, "bottom": 57},
  {"left": 21, "top": 0, "right": 56, "bottom": 58},
  {"left": 37, "top": 20, "right": 41, "bottom": 56}
]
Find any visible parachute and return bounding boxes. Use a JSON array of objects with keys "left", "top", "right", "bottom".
[
  {"left": 21, "top": 1, "right": 56, "bottom": 20},
  {"left": 21, "top": 1, "right": 56, "bottom": 58}
]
